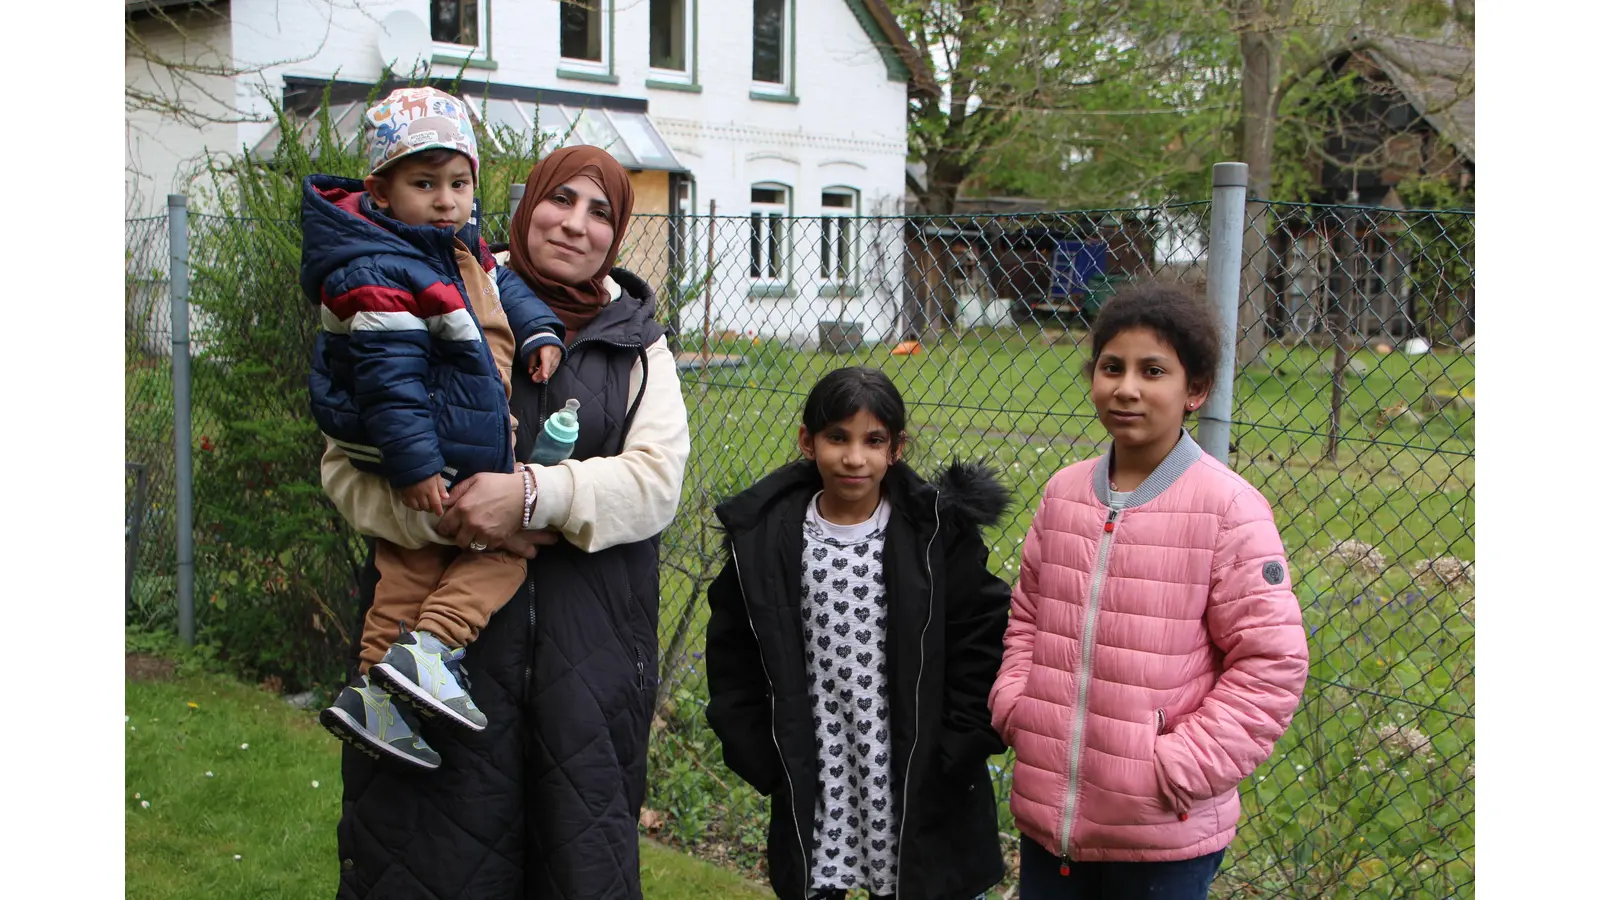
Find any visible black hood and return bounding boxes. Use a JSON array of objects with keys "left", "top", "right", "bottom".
[
  {"left": 931, "top": 459, "right": 1012, "bottom": 528},
  {"left": 577, "top": 266, "right": 660, "bottom": 344},
  {"left": 715, "top": 458, "right": 1011, "bottom": 535}
]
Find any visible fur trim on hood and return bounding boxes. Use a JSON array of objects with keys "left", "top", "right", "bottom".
[{"left": 931, "top": 459, "right": 1011, "bottom": 529}]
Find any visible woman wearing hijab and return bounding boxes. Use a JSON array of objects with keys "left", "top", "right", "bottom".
[{"left": 322, "top": 146, "right": 692, "bottom": 899}]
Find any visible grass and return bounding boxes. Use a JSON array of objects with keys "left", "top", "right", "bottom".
[
  {"left": 125, "top": 661, "right": 770, "bottom": 899},
  {"left": 125, "top": 665, "right": 342, "bottom": 897},
  {"left": 664, "top": 327, "right": 1473, "bottom": 628}
]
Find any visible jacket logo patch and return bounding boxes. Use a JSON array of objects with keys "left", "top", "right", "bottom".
[{"left": 1263, "top": 560, "right": 1286, "bottom": 585}]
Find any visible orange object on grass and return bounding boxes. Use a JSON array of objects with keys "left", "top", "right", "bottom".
[{"left": 891, "top": 340, "right": 923, "bottom": 356}]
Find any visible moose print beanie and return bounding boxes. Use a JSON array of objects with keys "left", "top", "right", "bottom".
[{"left": 363, "top": 86, "right": 479, "bottom": 178}]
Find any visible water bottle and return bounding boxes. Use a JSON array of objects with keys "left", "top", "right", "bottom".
[{"left": 531, "top": 398, "right": 581, "bottom": 464}]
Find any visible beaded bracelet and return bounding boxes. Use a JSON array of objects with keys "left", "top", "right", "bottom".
[{"left": 520, "top": 464, "right": 536, "bottom": 530}]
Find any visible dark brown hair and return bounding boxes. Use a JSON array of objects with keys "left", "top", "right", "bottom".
[
  {"left": 1086, "top": 281, "right": 1222, "bottom": 400},
  {"left": 372, "top": 148, "right": 474, "bottom": 180},
  {"left": 802, "top": 366, "right": 909, "bottom": 455}
]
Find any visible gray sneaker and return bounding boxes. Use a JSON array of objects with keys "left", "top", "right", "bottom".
[
  {"left": 371, "top": 630, "right": 488, "bottom": 732},
  {"left": 319, "top": 674, "right": 441, "bottom": 770}
]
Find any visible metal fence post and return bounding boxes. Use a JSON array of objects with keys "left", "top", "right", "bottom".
[
  {"left": 1199, "top": 162, "right": 1247, "bottom": 465},
  {"left": 509, "top": 183, "right": 525, "bottom": 221},
  {"left": 168, "top": 194, "right": 195, "bottom": 647}
]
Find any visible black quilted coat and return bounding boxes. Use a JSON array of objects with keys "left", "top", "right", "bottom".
[
  {"left": 705, "top": 460, "right": 1014, "bottom": 900},
  {"left": 335, "top": 269, "right": 668, "bottom": 900}
]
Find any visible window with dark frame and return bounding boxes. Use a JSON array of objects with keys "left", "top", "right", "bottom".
[
  {"left": 651, "top": 0, "right": 687, "bottom": 71},
  {"left": 820, "top": 190, "right": 857, "bottom": 282},
  {"left": 560, "top": 0, "right": 603, "bottom": 62},
  {"left": 750, "top": 185, "right": 788, "bottom": 281},
  {"left": 752, "top": 0, "right": 785, "bottom": 85},
  {"left": 431, "top": 0, "right": 480, "bottom": 47}
]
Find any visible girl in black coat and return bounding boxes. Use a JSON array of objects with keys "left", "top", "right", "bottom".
[{"left": 706, "top": 367, "right": 1013, "bottom": 900}]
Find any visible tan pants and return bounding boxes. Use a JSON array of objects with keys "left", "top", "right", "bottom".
[
  {"left": 357, "top": 241, "right": 526, "bottom": 672},
  {"left": 358, "top": 541, "right": 527, "bottom": 671}
]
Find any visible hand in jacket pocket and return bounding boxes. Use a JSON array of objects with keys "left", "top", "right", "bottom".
[
  {"left": 988, "top": 677, "right": 1027, "bottom": 748},
  {"left": 1151, "top": 709, "right": 1193, "bottom": 818}
]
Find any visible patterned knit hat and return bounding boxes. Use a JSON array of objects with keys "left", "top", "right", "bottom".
[{"left": 363, "top": 87, "right": 479, "bottom": 178}]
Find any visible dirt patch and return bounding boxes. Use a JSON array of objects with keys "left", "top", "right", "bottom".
[{"left": 126, "top": 653, "right": 176, "bottom": 682}]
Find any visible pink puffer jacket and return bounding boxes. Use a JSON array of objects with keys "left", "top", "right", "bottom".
[{"left": 989, "top": 433, "right": 1307, "bottom": 865}]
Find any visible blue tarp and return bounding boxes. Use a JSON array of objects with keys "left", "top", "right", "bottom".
[{"left": 1050, "top": 239, "right": 1108, "bottom": 298}]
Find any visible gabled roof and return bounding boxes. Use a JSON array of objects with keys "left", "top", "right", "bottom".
[
  {"left": 1352, "top": 34, "right": 1475, "bottom": 162},
  {"left": 258, "top": 77, "right": 686, "bottom": 173},
  {"left": 848, "top": 0, "right": 939, "bottom": 101}
]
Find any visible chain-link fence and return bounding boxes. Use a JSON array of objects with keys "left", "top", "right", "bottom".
[
  {"left": 126, "top": 214, "right": 180, "bottom": 621},
  {"left": 1220, "top": 199, "right": 1474, "bottom": 899},
  {"left": 125, "top": 186, "right": 1473, "bottom": 898},
  {"left": 626, "top": 195, "right": 1473, "bottom": 898}
]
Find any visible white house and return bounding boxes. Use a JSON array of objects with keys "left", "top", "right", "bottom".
[{"left": 126, "top": 0, "right": 937, "bottom": 345}]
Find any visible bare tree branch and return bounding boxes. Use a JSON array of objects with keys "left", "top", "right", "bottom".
[{"left": 126, "top": 0, "right": 343, "bottom": 128}]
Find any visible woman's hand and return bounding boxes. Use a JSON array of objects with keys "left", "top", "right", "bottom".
[
  {"left": 438, "top": 472, "right": 532, "bottom": 548},
  {"left": 498, "top": 528, "right": 561, "bottom": 559}
]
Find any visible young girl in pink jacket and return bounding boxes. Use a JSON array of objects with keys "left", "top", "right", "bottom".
[{"left": 989, "top": 283, "right": 1309, "bottom": 898}]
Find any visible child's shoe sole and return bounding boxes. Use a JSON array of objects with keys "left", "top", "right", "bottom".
[
  {"left": 319, "top": 706, "right": 441, "bottom": 770},
  {"left": 371, "top": 661, "right": 487, "bottom": 733}
]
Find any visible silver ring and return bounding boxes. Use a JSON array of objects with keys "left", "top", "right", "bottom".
[{"left": 469, "top": 541, "right": 488, "bottom": 552}]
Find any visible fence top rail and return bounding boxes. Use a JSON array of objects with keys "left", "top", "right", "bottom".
[
  {"left": 1249, "top": 198, "right": 1476, "bottom": 216},
  {"left": 188, "top": 213, "right": 304, "bottom": 225},
  {"left": 633, "top": 202, "right": 1214, "bottom": 223}
]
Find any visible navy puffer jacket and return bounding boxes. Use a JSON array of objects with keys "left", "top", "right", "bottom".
[{"left": 302, "top": 173, "right": 564, "bottom": 488}]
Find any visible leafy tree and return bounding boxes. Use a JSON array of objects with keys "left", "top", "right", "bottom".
[
  {"left": 893, "top": 1, "right": 1239, "bottom": 212},
  {"left": 1230, "top": 0, "right": 1473, "bottom": 365},
  {"left": 897, "top": 0, "right": 1473, "bottom": 209}
]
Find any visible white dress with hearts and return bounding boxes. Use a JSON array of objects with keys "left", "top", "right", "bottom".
[{"left": 800, "top": 492, "right": 898, "bottom": 895}]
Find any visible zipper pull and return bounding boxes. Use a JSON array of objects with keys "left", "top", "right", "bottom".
[
  {"left": 1104, "top": 509, "right": 1119, "bottom": 533},
  {"left": 1059, "top": 855, "right": 1071, "bottom": 877}
]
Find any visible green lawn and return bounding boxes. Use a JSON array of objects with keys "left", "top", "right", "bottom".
[{"left": 125, "top": 663, "right": 770, "bottom": 899}]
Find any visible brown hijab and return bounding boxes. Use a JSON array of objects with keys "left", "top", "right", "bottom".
[{"left": 508, "top": 146, "right": 634, "bottom": 335}]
